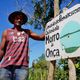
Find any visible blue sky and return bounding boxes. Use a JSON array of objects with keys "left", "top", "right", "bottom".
[
  {"left": 60, "top": 0, "right": 80, "bottom": 9},
  {"left": 0, "top": 0, "right": 80, "bottom": 67}
]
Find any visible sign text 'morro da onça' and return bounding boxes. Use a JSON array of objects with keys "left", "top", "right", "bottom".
[{"left": 45, "top": 4, "right": 80, "bottom": 61}]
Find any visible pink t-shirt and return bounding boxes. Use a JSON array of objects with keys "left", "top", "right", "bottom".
[{"left": 0, "top": 29, "right": 29, "bottom": 67}]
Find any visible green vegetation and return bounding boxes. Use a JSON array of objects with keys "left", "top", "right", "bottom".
[
  {"left": 28, "top": 54, "right": 80, "bottom": 80},
  {"left": 28, "top": 54, "right": 48, "bottom": 80}
]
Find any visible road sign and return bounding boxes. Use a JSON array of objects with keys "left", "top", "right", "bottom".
[{"left": 45, "top": 4, "right": 80, "bottom": 61}]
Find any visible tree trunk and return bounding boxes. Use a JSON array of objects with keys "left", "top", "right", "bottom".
[
  {"left": 54, "top": 0, "right": 59, "bottom": 17},
  {"left": 68, "top": 59, "right": 76, "bottom": 80},
  {"left": 47, "top": 61, "right": 56, "bottom": 80},
  {"left": 43, "top": 0, "right": 46, "bottom": 18}
]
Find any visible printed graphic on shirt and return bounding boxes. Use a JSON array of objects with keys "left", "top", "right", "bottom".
[
  {"left": 13, "top": 36, "right": 25, "bottom": 42},
  {"left": 12, "top": 32, "right": 25, "bottom": 42}
]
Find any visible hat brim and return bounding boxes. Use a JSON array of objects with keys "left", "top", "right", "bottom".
[{"left": 8, "top": 11, "right": 28, "bottom": 25}]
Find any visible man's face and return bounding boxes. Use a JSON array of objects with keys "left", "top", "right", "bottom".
[{"left": 13, "top": 15, "right": 23, "bottom": 26}]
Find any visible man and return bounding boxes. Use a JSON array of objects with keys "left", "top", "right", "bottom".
[{"left": 0, "top": 11, "right": 45, "bottom": 80}]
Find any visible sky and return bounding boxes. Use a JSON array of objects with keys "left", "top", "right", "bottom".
[
  {"left": 0, "top": 0, "right": 80, "bottom": 67},
  {"left": 60, "top": 0, "right": 80, "bottom": 9}
]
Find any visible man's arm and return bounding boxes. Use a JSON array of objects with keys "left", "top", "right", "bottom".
[
  {"left": 29, "top": 30, "right": 45, "bottom": 41},
  {"left": 0, "top": 30, "right": 7, "bottom": 61}
]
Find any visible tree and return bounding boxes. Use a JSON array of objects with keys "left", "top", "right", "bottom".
[
  {"left": 75, "top": 58, "right": 80, "bottom": 80},
  {"left": 30, "top": 0, "right": 76, "bottom": 80},
  {"left": 30, "top": 0, "right": 54, "bottom": 29}
]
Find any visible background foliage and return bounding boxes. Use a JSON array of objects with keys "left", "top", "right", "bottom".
[{"left": 28, "top": 0, "right": 80, "bottom": 80}]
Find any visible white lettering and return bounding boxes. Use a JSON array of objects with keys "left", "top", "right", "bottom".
[{"left": 13, "top": 36, "right": 25, "bottom": 42}]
